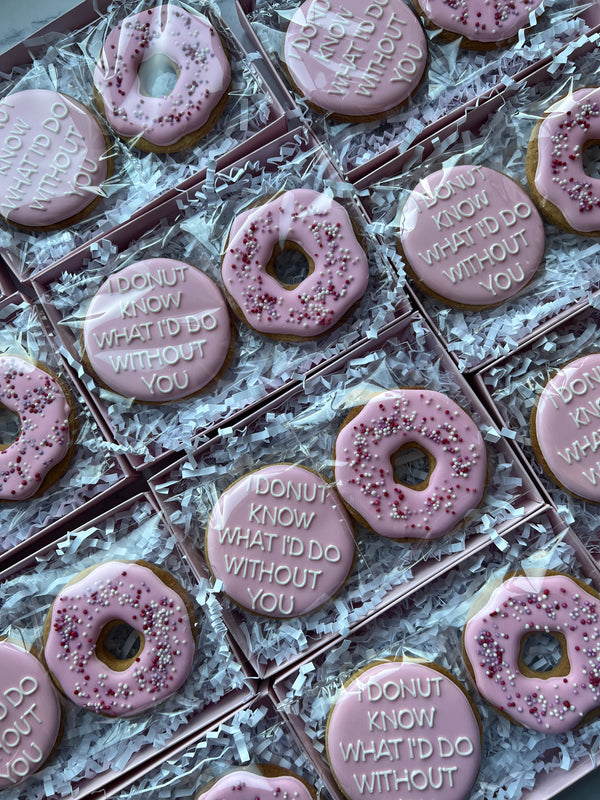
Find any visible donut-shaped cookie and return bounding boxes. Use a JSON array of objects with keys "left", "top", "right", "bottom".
[
  {"left": 205, "top": 464, "right": 356, "bottom": 617},
  {"left": 283, "top": 0, "right": 428, "bottom": 120},
  {"left": 93, "top": 4, "right": 231, "bottom": 152},
  {"left": 526, "top": 87, "right": 600, "bottom": 235},
  {"left": 463, "top": 571, "right": 600, "bottom": 732},
  {"left": 416, "top": 0, "right": 544, "bottom": 48},
  {"left": 334, "top": 388, "right": 487, "bottom": 540},
  {"left": 531, "top": 353, "right": 600, "bottom": 503},
  {"left": 326, "top": 660, "right": 482, "bottom": 800},
  {"left": 398, "top": 165, "right": 545, "bottom": 308},
  {"left": 0, "top": 89, "right": 110, "bottom": 229},
  {"left": 43, "top": 560, "right": 197, "bottom": 717},
  {"left": 0, "top": 641, "right": 62, "bottom": 789},
  {"left": 82, "top": 258, "right": 233, "bottom": 403},
  {"left": 0, "top": 355, "right": 76, "bottom": 502},
  {"left": 195, "top": 768, "right": 316, "bottom": 800},
  {"left": 221, "top": 189, "right": 369, "bottom": 340}
]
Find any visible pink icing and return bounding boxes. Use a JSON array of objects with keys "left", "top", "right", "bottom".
[
  {"left": 43, "top": 561, "right": 196, "bottom": 717},
  {"left": 0, "top": 642, "right": 62, "bottom": 789},
  {"left": 532, "top": 87, "right": 600, "bottom": 233},
  {"left": 0, "top": 355, "right": 72, "bottom": 502},
  {"left": 205, "top": 464, "right": 356, "bottom": 617},
  {"left": 334, "top": 388, "right": 487, "bottom": 540},
  {"left": 221, "top": 189, "right": 369, "bottom": 338},
  {"left": 94, "top": 5, "right": 231, "bottom": 148},
  {"left": 283, "top": 0, "right": 427, "bottom": 117},
  {"left": 83, "top": 258, "right": 231, "bottom": 402},
  {"left": 196, "top": 771, "right": 313, "bottom": 800},
  {"left": 399, "top": 165, "right": 545, "bottom": 307},
  {"left": 464, "top": 573, "right": 600, "bottom": 733},
  {"left": 326, "top": 660, "right": 481, "bottom": 800},
  {"left": 418, "top": 0, "right": 543, "bottom": 43},
  {"left": 533, "top": 353, "right": 600, "bottom": 502},
  {"left": 0, "top": 90, "right": 108, "bottom": 227}
]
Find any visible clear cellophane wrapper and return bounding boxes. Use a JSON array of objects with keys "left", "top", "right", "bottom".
[
  {"left": 154, "top": 315, "right": 532, "bottom": 674},
  {"left": 367, "top": 44, "right": 600, "bottom": 370},
  {"left": 276, "top": 512, "right": 600, "bottom": 800},
  {"left": 47, "top": 131, "right": 403, "bottom": 465},
  {"left": 247, "top": 0, "right": 593, "bottom": 176},
  {"left": 0, "top": 0, "right": 277, "bottom": 280},
  {"left": 0, "top": 494, "right": 247, "bottom": 800}
]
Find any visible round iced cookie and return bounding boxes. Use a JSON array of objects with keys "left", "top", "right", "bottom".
[
  {"left": 334, "top": 388, "right": 487, "bottom": 540},
  {"left": 205, "top": 464, "right": 356, "bottom": 618},
  {"left": 531, "top": 353, "right": 600, "bottom": 502},
  {"left": 82, "top": 258, "right": 233, "bottom": 402},
  {"left": 0, "top": 89, "right": 110, "bottom": 228},
  {"left": 43, "top": 560, "right": 197, "bottom": 717},
  {"left": 526, "top": 87, "right": 600, "bottom": 235},
  {"left": 221, "top": 189, "right": 369, "bottom": 340},
  {"left": 195, "top": 768, "right": 316, "bottom": 800},
  {"left": 398, "top": 165, "right": 545, "bottom": 308},
  {"left": 0, "top": 355, "right": 76, "bottom": 502},
  {"left": 326, "top": 660, "right": 482, "bottom": 800},
  {"left": 463, "top": 571, "right": 600, "bottom": 732},
  {"left": 0, "top": 641, "right": 62, "bottom": 789},
  {"left": 94, "top": 4, "right": 231, "bottom": 152},
  {"left": 283, "top": 0, "right": 428, "bottom": 120},
  {"left": 416, "top": 0, "right": 544, "bottom": 48}
]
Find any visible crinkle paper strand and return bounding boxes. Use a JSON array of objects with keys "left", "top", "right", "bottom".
[
  {"left": 0, "top": 497, "right": 246, "bottom": 800},
  {"left": 278, "top": 519, "right": 600, "bottom": 800},
  {"left": 110, "top": 701, "right": 325, "bottom": 800},
  {"left": 249, "top": 0, "right": 591, "bottom": 174},
  {"left": 0, "top": 299, "right": 125, "bottom": 555},
  {"left": 0, "top": 0, "right": 275, "bottom": 279},
  {"left": 49, "top": 132, "right": 403, "bottom": 463},
  {"left": 368, "top": 45, "right": 600, "bottom": 370},
  {"left": 156, "top": 317, "right": 530, "bottom": 673}
]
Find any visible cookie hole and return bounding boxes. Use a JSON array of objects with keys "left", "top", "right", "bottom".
[
  {"left": 518, "top": 631, "right": 569, "bottom": 676},
  {"left": 582, "top": 142, "right": 600, "bottom": 180},
  {"left": 97, "top": 621, "right": 144, "bottom": 672},
  {"left": 0, "top": 405, "right": 20, "bottom": 447},
  {"left": 267, "top": 243, "right": 314, "bottom": 289},
  {"left": 138, "top": 54, "right": 179, "bottom": 98},
  {"left": 392, "top": 444, "right": 434, "bottom": 490}
]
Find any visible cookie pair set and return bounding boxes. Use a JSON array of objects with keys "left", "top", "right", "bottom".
[
  {"left": 0, "top": 4, "right": 231, "bottom": 231},
  {"left": 0, "top": 559, "right": 197, "bottom": 788}
]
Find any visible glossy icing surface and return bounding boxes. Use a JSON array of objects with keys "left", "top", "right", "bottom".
[
  {"left": 83, "top": 258, "right": 231, "bottom": 402},
  {"left": 0, "top": 355, "right": 72, "bottom": 502},
  {"left": 533, "top": 353, "right": 600, "bottom": 501},
  {"left": 418, "top": 0, "right": 543, "bottom": 43},
  {"left": 221, "top": 189, "right": 369, "bottom": 338},
  {"left": 44, "top": 561, "right": 196, "bottom": 717},
  {"left": 94, "top": 4, "right": 231, "bottom": 147},
  {"left": 399, "top": 165, "right": 544, "bottom": 306},
  {"left": 0, "top": 89, "right": 108, "bottom": 227},
  {"left": 533, "top": 87, "right": 600, "bottom": 233},
  {"left": 464, "top": 573, "right": 600, "bottom": 732},
  {"left": 0, "top": 642, "right": 61, "bottom": 789},
  {"left": 326, "top": 660, "right": 481, "bottom": 800},
  {"left": 196, "top": 770, "right": 313, "bottom": 800},
  {"left": 205, "top": 464, "right": 356, "bottom": 617},
  {"left": 334, "top": 388, "right": 487, "bottom": 539},
  {"left": 284, "top": 0, "right": 427, "bottom": 117}
]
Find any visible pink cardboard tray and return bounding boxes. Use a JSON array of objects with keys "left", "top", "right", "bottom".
[
  {"left": 272, "top": 506, "right": 600, "bottom": 800},
  {"left": 0, "top": 491, "right": 253, "bottom": 800},
  {"left": 32, "top": 125, "right": 409, "bottom": 472},
  {"left": 0, "top": 0, "right": 287, "bottom": 282},
  {"left": 148, "top": 312, "right": 543, "bottom": 680}
]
